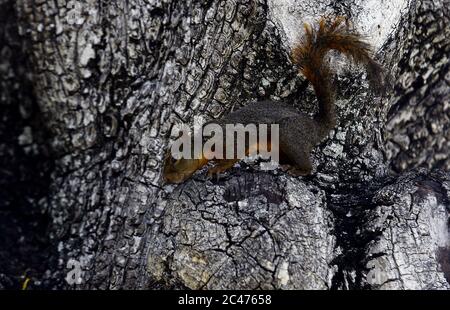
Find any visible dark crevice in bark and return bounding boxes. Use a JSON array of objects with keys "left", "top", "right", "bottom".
[
  {"left": 0, "top": 0, "right": 56, "bottom": 289},
  {"left": 326, "top": 178, "right": 392, "bottom": 289}
]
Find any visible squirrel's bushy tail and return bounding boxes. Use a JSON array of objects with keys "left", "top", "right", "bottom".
[{"left": 291, "top": 16, "right": 384, "bottom": 129}]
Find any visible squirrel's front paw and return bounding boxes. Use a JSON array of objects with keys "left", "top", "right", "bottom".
[{"left": 206, "top": 160, "right": 237, "bottom": 181}]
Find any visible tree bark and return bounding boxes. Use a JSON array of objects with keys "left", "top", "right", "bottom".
[{"left": 1, "top": 0, "right": 448, "bottom": 289}]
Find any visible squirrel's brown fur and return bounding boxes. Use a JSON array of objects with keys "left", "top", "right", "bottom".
[{"left": 163, "top": 16, "right": 386, "bottom": 184}]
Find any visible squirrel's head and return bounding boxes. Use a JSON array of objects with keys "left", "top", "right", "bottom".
[{"left": 162, "top": 153, "right": 204, "bottom": 184}]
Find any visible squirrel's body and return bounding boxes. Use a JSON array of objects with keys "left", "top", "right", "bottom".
[
  {"left": 163, "top": 17, "right": 386, "bottom": 184},
  {"left": 217, "top": 101, "right": 323, "bottom": 169}
]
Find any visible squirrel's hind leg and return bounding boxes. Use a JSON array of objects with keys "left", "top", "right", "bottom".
[
  {"left": 279, "top": 139, "right": 313, "bottom": 176},
  {"left": 280, "top": 155, "right": 312, "bottom": 176},
  {"left": 279, "top": 150, "right": 311, "bottom": 176},
  {"left": 289, "top": 150, "right": 313, "bottom": 176},
  {"left": 279, "top": 122, "right": 314, "bottom": 176}
]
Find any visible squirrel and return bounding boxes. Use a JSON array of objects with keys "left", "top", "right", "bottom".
[{"left": 163, "top": 16, "right": 386, "bottom": 184}]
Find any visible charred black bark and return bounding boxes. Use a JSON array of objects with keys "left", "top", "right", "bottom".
[{"left": 0, "top": 0, "right": 55, "bottom": 289}]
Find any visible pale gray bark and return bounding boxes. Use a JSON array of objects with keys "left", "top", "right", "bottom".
[
  {"left": 383, "top": 0, "right": 450, "bottom": 173},
  {"left": 0, "top": 0, "right": 448, "bottom": 289}
]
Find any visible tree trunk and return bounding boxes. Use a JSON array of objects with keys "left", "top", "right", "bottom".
[{"left": 1, "top": 0, "right": 448, "bottom": 289}]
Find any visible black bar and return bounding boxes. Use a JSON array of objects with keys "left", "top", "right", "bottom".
[{"left": 2, "top": 290, "right": 450, "bottom": 308}]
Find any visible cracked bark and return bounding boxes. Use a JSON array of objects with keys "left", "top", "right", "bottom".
[{"left": 1, "top": 0, "right": 448, "bottom": 289}]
